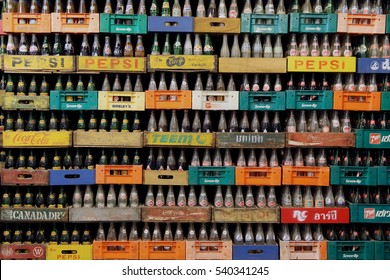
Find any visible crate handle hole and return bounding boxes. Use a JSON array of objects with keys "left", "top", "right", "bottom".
[
  {"left": 64, "top": 174, "right": 81, "bottom": 179},
  {"left": 247, "top": 249, "right": 264, "bottom": 255},
  {"left": 163, "top": 21, "right": 179, "bottom": 26},
  {"left": 210, "top": 22, "right": 225, "bottom": 27},
  {"left": 157, "top": 175, "right": 174, "bottom": 180},
  {"left": 17, "top": 174, "right": 32, "bottom": 179},
  {"left": 18, "top": 100, "right": 34, "bottom": 105},
  {"left": 207, "top": 96, "right": 225, "bottom": 101},
  {"left": 61, "top": 250, "right": 78, "bottom": 254},
  {"left": 341, "top": 246, "right": 361, "bottom": 252},
  {"left": 15, "top": 249, "right": 31, "bottom": 254}
]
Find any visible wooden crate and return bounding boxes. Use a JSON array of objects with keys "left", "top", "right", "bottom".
[
  {"left": 46, "top": 244, "right": 93, "bottom": 260},
  {"left": 286, "top": 132, "right": 355, "bottom": 148},
  {"left": 215, "top": 132, "right": 285, "bottom": 149},
  {"left": 212, "top": 207, "right": 280, "bottom": 223},
  {"left": 0, "top": 132, "right": 2, "bottom": 148},
  {"left": 51, "top": 13, "right": 99, "bottom": 33},
  {"left": 139, "top": 241, "right": 186, "bottom": 260},
  {"left": 186, "top": 241, "right": 232, "bottom": 260},
  {"left": 95, "top": 165, "right": 143, "bottom": 185},
  {"left": 49, "top": 170, "right": 96, "bottom": 186},
  {"left": 93, "top": 241, "right": 139, "bottom": 260},
  {"left": 279, "top": 240, "right": 327, "bottom": 260},
  {"left": 73, "top": 131, "right": 143, "bottom": 148},
  {"left": 2, "top": 131, "right": 72, "bottom": 148},
  {"left": 143, "top": 170, "right": 188, "bottom": 186},
  {"left": 235, "top": 167, "right": 282, "bottom": 186},
  {"left": 333, "top": 91, "right": 381, "bottom": 111},
  {"left": 1, "top": 169, "right": 49, "bottom": 186},
  {"left": 98, "top": 91, "right": 145, "bottom": 111},
  {"left": 3, "top": 95, "right": 49, "bottom": 110},
  {"left": 0, "top": 208, "right": 68, "bottom": 223},
  {"left": 282, "top": 166, "right": 330, "bottom": 186},
  {"left": 148, "top": 55, "right": 217, "bottom": 72},
  {"left": 337, "top": 13, "right": 386, "bottom": 34},
  {"left": 0, "top": 90, "right": 5, "bottom": 108},
  {"left": 69, "top": 207, "right": 141, "bottom": 222},
  {"left": 141, "top": 206, "right": 211, "bottom": 223},
  {"left": 144, "top": 132, "right": 215, "bottom": 148},
  {"left": 77, "top": 56, "right": 146, "bottom": 73},
  {"left": 194, "top": 18, "right": 240, "bottom": 33},
  {"left": 2, "top": 13, "right": 51, "bottom": 33},
  {"left": 192, "top": 91, "right": 239, "bottom": 110},
  {"left": 145, "top": 90, "right": 192, "bottom": 109},
  {"left": 3, "top": 55, "right": 75, "bottom": 73},
  {"left": 219, "top": 58, "right": 287, "bottom": 73},
  {"left": 281, "top": 207, "right": 350, "bottom": 224},
  {"left": 287, "top": 56, "right": 356, "bottom": 72},
  {"left": 0, "top": 244, "right": 46, "bottom": 260}
]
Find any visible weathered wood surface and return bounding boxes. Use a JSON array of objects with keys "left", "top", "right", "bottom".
[
  {"left": 69, "top": 207, "right": 141, "bottom": 222},
  {"left": 73, "top": 131, "right": 143, "bottom": 148},
  {"left": 142, "top": 206, "right": 211, "bottom": 222},
  {"left": 212, "top": 207, "right": 280, "bottom": 223},
  {"left": 286, "top": 132, "right": 356, "bottom": 147},
  {"left": 1, "top": 169, "right": 49, "bottom": 186},
  {"left": 216, "top": 132, "right": 285, "bottom": 148}
]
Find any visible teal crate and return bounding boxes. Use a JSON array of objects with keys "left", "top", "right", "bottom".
[
  {"left": 233, "top": 245, "right": 279, "bottom": 260},
  {"left": 188, "top": 166, "right": 235, "bottom": 185},
  {"left": 381, "top": 92, "right": 390, "bottom": 110},
  {"left": 355, "top": 129, "right": 390, "bottom": 149},
  {"left": 349, "top": 202, "right": 390, "bottom": 223},
  {"left": 327, "top": 241, "right": 375, "bottom": 260},
  {"left": 377, "top": 166, "right": 390, "bottom": 185},
  {"left": 239, "top": 91, "right": 286, "bottom": 111},
  {"left": 289, "top": 13, "right": 337, "bottom": 33},
  {"left": 375, "top": 241, "right": 390, "bottom": 260},
  {"left": 286, "top": 90, "right": 333, "bottom": 110},
  {"left": 99, "top": 14, "right": 147, "bottom": 34},
  {"left": 330, "top": 166, "right": 377, "bottom": 186},
  {"left": 50, "top": 90, "right": 98, "bottom": 110},
  {"left": 387, "top": 15, "right": 390, "bottom": 34},
  {"left": 241, "top": 14, "right": 288, "bottom": 34}
]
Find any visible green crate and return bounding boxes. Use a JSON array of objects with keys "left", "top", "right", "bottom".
[
  {"left": 188, "top": 166, "right": 235, "bottom": 185},
  {"left": 50, "top": 90, "right": 98, "bottom": 110},
  {"left": 100, "top": 14, "right": 147, "bottom": 34},
  {"left": 377, "top": 166, "right": 390, "bottom": 185},
  {"left": 286, "top": 90, "right": 333, "bottom": 110},
  {"left": 289, "top": 13, "right": 337, "bottom": 33},
  {"left": 330, "top": 166, "right": 377, "bottom": 186},
  {"left": 375, "top": 241, "right": 390, "bottom": 260},
  {"left": 327, "top": 241, "right": 375, "bottom": 260},
  {"left": 349, "top": 202, "right": 390, "bottom": 223},
  {"left": 355, "top": 129, "right": 390, "bottom": 149},
  {"left": 386, "top": 15, "right": 390, "bottom": 34},
  {"left": 241, "top": 14, "right": 288, "bottom": 34},
  {"left": 239, "top": 91, "right": 286, "bottom": 111},
  {"left": 381, "top": 92, "right": 390, "bottom": 110}
]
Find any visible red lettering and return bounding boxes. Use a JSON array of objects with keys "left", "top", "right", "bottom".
[
  {"left": 97, "top": 59, "right": 106, "bottom": 69},
  {"left": 319, "top": 60, "right": 327, "bottom": 69},
  {"left": 330, "top": 60, "right": 338, "bottom": 70},
  {"left": 110, "top": 59, "right": 120, "bottom": 68},
  {"left": 84, "top": 58, "right": 94, "bottom": 67},
  {"left": 123, "top": 58, "right": 132, "bottom": 69},
  {"left": 306, "top": 60, "right": 314, "bottom": 69},
  {"left": 135, "top": 59, "right": 138, "bottom": 69},
  {"left": 295, "top": 60, "right": 303, "bottom": 69}
]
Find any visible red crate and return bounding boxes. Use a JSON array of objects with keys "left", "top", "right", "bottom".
[{"left": 0, "top": 244, "right": 46, "bottom": 260}]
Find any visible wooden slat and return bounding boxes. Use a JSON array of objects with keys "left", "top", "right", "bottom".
[
  {"left": 2, "top": 131, "right": 72, "bottom": 148},
  {"left": 3, "top": 95, "right": 50, "bottom": 110},
  {"left": 1, "top": 169, "right": 49, "bottom": 186},
  {"left": 143, "top": 170, "right": 188, "bottom": 186},
  {"left": 3, "top": 55, "right": 75, "bottom": 72},
  {"left": 148, "top": 55, "right": 217, "bottom": 72},
  {"left": 286, "top": 133, "right": 356, "bottom": 147},
  {"left": 219, "top": 58, "right": 287, "bottom": 73},
  {"left": 144, "top": 132, "right": 214, "bottom": 147},
  {"left": 142, "top": 206, "right": 211, "bottom": 222},
  {"left": 77, "top": 56, "right": 146, "bottom": 73},
  {"left": 194, "top": 17, "right": 240, "bottom": 33},
  {"left": 215, "top": 132, "right": 285, "bottom": 148},
  {"left": 0, "top": 208, "right": 68, "bottom": 222},
  {"left": 73, "top": 131, "right": 143, "bottom": 148},
  {"left": 69, "top": 207, "right": 141, "bottom": 222},
  {"left": 212, "top": 207, "right": 280, "bottom": 223}
]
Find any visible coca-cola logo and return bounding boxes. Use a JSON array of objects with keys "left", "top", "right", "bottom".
[
  {"left": 11, "top": 132, "right": 50, "bottom": 145},
  {"left": 166, "top": 56, "right": 185, "bottom": 67},
  {"left": 369, "top": 133, "right": 381, "bottom": 144},
  {"left": 307, "top": 134, "right": 322, "bottom": 142},
  {"left": 364, "top": 208, "right": 375, "bottom": 219},
  {"left": 293, "top": 210, "right": 308, "bottom": 222},
  {"left": 32, "top": 246, "right": 44, "bottom": 258},
  {"left": 161, "top": 210, "right": 184, "bottom": 216}
]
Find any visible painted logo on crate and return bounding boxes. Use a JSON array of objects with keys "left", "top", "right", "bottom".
[
  {"left": 32, "top": 247, "right": 45, "bottom": 258},
  {"left": 364, "top": 208, "right": 375, "bottom": 219},
  {"left": 369, "top": 133, "right": 390, "bottom": 144},
  {"left": 166, "top": 56, "right": 186, "bottom": 67},
  {"left": 293, "top": 210, "right": 308, "bottom": 221},
  {"left": 1, "top": 247, "right": 14, "bottom": 258},
  {"left": 370, "top": 60, "right": 380, "bottom": 71},
  {"left": 283, "top": 209, "right": 345, "bottom": 223}
]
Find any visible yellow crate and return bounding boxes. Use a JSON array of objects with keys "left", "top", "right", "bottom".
[
  {"left": 46, "top": 244, "right": 93, "bottom": 260},
  {"left": 77, "top": 56, "right": 146, "bottom": 73},
  {"left": 0, "top": 90, "right": 5, "bottom": 107},
  {"left": 2, "top": 131, "right": 72, "bottom": 148},
  {"left": 3, "top": 55, "right": 75, "bottom": 73},
  {"left": 148, "top": 55, "right": 217, "bottom": 72},
  {"left": 98, "top": 91, "right": 145, "bottom": 111},
  {"left": 3, "top": 95, "right": 50, "bottom": 110}
]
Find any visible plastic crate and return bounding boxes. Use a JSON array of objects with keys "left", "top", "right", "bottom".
[
  {"left": 235, "top": 167, "right": 281, "bottom": 186},
  {"left": 50, "top": 90, "right": 98, "bottom": 110},
  {"left": 148, "top": 16, "right": 194, "bottom": 33},
  {"left": 2, "top": 13, "right": 51, "bottom": 33},
  {"left": 100, "top": 14, "right": 147, "bottom": 34},
  {"left": 49, "top": 170, "right": 96, "bottom": 186},
  {"left": 0, "top": 20, "right": 6, "bottom": 35},
  {"left": 286, "top": 90, "right": 333, "bottom": 110},
  {"left": 46, "top": 244, "right": 93, "bottom": 260},
  {"left": 330, "top": 166, "right": 377, "bottom": 186},
  {"left": 192, "top": 91, "right": 239, "bottom": 110},
  {"left": 387, "top": 15, "right": 390, "bottom": 34},
  {"left": 188, "top": 166, "right": 235, "bottom": 185},
  {"left": 139, "top": 241, "right": 186, "bottom": 260},
  {"left": 377, "top": 166, "right": 390, "bottom": 185},
  {"left": 95, "top": 165, "right": 143, "bottom": 185},
  {"left": 241, "top": 14, "right": 288, "bottom": 34},
  {"left": 349, "top": 202, "right": 390, "bottom": 223},
  {"left": 355, "top": 129, "right": 390, "bottom": 149},
  {"left": 145, "top": 90, "right": 192, "bottom": 109},
  {"left": 194, "top": 17, "right": 240, "bottom": 34},
  {"left": 289, "top": 13, "right": 337, "bottom": 33},
  {"left": 337, "top": 13, "right": 386, "bottom": 34},
  {"left": 282, "top": 166, "right": 330, "bottom": 186},
  {"left": 232, "top": 244, "right": 279, "bottom": 260},
  {"left": 51, "top": 13, "right": 99, "bottom": 33},
  {"left": 3, "top": 95, "right": 49, "bottom": 111},
  {"left": 280, "top": 240, "right": 327, "bottom": 260},
  {"left": 327, "top": 241, "right": 375, "bottom": 260},
  {"left": 98, "top": 91, "right": 145, "bottom": 111},
  {"left": 0, "top": 244, "right": 46, "bottom": 260},
  {"left": 186, "top": 241, "right": 232, "bottom": 260},
  {"left": 357, "top": 59, "right": 390, "bottom": 74},
  {"left": 381, "top": 92, "right": 390, "bottom": 110},
  {"left": 333, "top": 91, "right": 381, "bottom": 111},
  {"left": 93, "top": 241, "right": 139, "bottom": 260},
  {"left": 143, "top": 170, "right": 188, "bottom": 186},
  {"left": 375, "top": 241, "right": 390, "bottom": 260},
  {"left": 239, "top": 91, "right": 286, "bottom": 111},
  {"left": 1, "top": 169, "right": 49, "bottom": 186}
]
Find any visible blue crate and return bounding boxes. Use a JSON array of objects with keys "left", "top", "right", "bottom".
[
  {"left": 49, "top": 170, "right": 96, "bottom": 185},
  {"left": 148, "top": 16, "right": 194, "bottom": 33},
  {"left": 233, "top": 245, "right": 279, "bottom": 260}
]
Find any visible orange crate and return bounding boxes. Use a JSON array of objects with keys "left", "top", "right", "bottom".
[
  {"left": 282, "top": 166, "right": 330, "bottom": 186},
  {"left": 279, "top": 240, "right": 327, "bottom": 260},
  {"left": 0, "top": 244, "right": 46, "bottom": 260},
  {"left": 145, "top": 90, "right": 192, "bottom": 109},
  {"left": 0, "top": 20, "right": 6, "bottom": 35},
  {"left": 93, "top": 241, "right": 139, "bottom": 260},
  {"left": 337, "top": 13, "right": 386, "bottom": 34},
  {"left": 333, "top": 91, "right": 381, "bottom": 111},
  {"left": 235, "top": 167, "right": 281, "bottom": 186},
  {"left": 51, "top": 13, "right": 99, "bottom": 33},
  {"left": 95, "top": 165, "right": 143, "bottom": 184},
  {"left": 186, "top": 241, "right": 232, "bottom": 260},
  {"left": 2, "top": 13, "right": 51, "bottom": 33},
  {"left": 139, "top": 241, "right": 186, "bottom": 260}
]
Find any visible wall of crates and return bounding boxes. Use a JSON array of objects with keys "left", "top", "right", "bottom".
[{"left": 0, "top": 0, "right": 389, "bottom": 260}]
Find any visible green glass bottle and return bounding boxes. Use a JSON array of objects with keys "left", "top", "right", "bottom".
[
  {"left": 99, "top": 111, "right": 108, "bottom": 131},
  {"left": 39, "top": 76, "right": 49, "bottom": 96},
  {"left": 25, "top": 111, "right": 36, "bottom": 131},
  {"left": 36, "top": 224, "right": 46, "bottom": 244},
  {"left": 59, "top": 111, "right": 69, "bottom": 131},
  {"left": 16, "top": 150, "right": 26, "bottom": 169},
  {"left": 41, "top": 35, "right": 52, "bottom": 55},
  {"left": 88, "top": 111, "right": 97, "bottom": 132},
  {"left": 110, "top": 149, "right": 119, "bottom": 175},
  {"left": 99, "top": 149, "right": 108, "bottom": 165},
  {"left": 35, "top": 186, "right": 45, "bottom": 208},
  {"left": 38, "top": 151, "right": 48, "bottom": 170},
  {"left": 121, "top": 112, "right": 130, "bottom": 132},
  {"left": 26, "top": 150, "right": 36, "bottom": 170},
  {"left": 84, "top": 148, "right": 95, "bottom": 170},
  {"left": 23, "top": 187, "right": 34, "bottom": 208},
  {"left": 77, "top": 111, "right": 86, "bottom": 131},
  {"left": 132, "top": 112, "right": 141, "bottom": 132},
  {"left": 0, "top": 36, "right": 6, "bottom": 54},
  {"left": 173, "top": 34, "right": 183, "bottom": 55},
  {"left": 63, "top": 149, "right": 73, "bottom": 170},
  {"left": 28, "top": 75, "right": 37, "bottom": 96},
  {"left": 110, "top": 112, "right": 119, "bottom": 132},
  {"left": 203, "top": 34, "right": 214, "bottom": 55},
  {"left": 16, "top": 75, "right": 26, "bottom": 96},
  {"left": 162, "top": 34, "right": 171, "bottom": 55},
  {"left": 5, "top": 75, "right": 15, "bottom": 94},
  {"left": 70, "top": 225, "right": 80, "bottom": 245},
  {"left": 162, "top": 0, "right": 170, "bottom": 16},
  {"left": 15, "top": 111, "right": 25, "bottom": 131},
  {"left": 12, "top": 225, "right": 23, "bottom": 244},
  {"left": 150, "top": 0, "right": 159, "bottom": 16},
  {"left": 81, "top": 225, "right": 92, "bottom": 245},
  {"left": 132, "top": 149, "right": 141, "bottom": 165},
  {"left": 53, "top": 33, "right": 63, "bottom": 56},
  {"left": 60, "top": 224, "right": 70, "bottom": 245},
  {"left": 87, "top": 75, "right": 95, "bottom": 91},
  {"left": 13, "top": 187, "right": 22, "bottom": 207},
  {"left": 1, "top": 187, "right": 11, "bottom": 208},
  {"left": 73, "top": 148, "right": 83, "bottom": 169},
  {"left": 4, "top": 112, "right": 13, "bottom": 131},
  {"left": 5, "top": 150, "right": 14, "bottom": 169},
  {"left": 151, "top": 33, "right": 160, "bottom": 55},
  {"left": 24, "top": 225, "right": 35, "bottom": 244},
  {"left": 48, "top": 111, "right": 58, "bottom": 131},
  {"left": 47, "top": 186, "right": 57, "bottom": 208},
  {"left": 37, "top": 111, "right": 47, "bottom": 131},
  {"left": 52, "top": 150, "right": 62, "bottom": 170},
  {"left": 2, "top": 224, "right": 12, "bottom": 244},
  {"left": 57, "top": 186, "right": 67, "bottom": 208}
]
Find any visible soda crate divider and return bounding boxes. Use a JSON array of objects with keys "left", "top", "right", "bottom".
[
  {"left": 279, "top": 240, "right": 327, "bottom": 260},
  {"left": 337, "top": 13, "right": 386, "bottom": 34},
  {"left": 93, "top": 241, "right": 139, "bottom": 260},
  {"left": 282, "top": 166, "right": 330, "bottom": 186},
  {"left": 1, "top": 169, "right": 49, "bottom": 186},
  {"left": 141, "top": 206, "right": 211, "bottom": 223},
  {"left": 69, "top": 207, "right": 141, "bottom": 223},
  {"left": 49, "top": 169, "right": 96, "bottom": 186},
  {"left": 330, "top": 166, "right": 378, "bottom": 186},
  {"left": 143, "top": 170, "right": 188, "bottom": 186},
  {"left": 241, "top": 14, "right": 288, "bottom": 34},
  {"left": 2, "top": 13, "right": 51, "bottom": 33},
  {"left": 100, "top": 14, "right": 147, "bottom": 34},
  {"left": 289, "top": 13, "right": 337, "bottom": 33},
  {"left": 0, "top": 244, "right": 46, "bottom": 260},
  {"left": 138, "top": 241, "right": 186, "bottom": 260},
  {"left": 327, "top": 241, "right": 375, "bottom": 260},
  {"left": 232, "top": 244, "right": 279, "bottom": 260},
  {"left": 51, "top": 13, "right": 100, "bottom": 33},
  {"left": 186, "top": 241, "right": 232, "bottom": 260},
  {"left": 3, "top": 95, "right": 50, "bottom": 111},
  {"left": 46, "top": 244, "right": 93, "bottom": 260},
  {"left": 194, "top": 18, "right": 240, "bottom": 34},
  {"left": 239, "top": 91, "right": 286, "bottom": 111}
]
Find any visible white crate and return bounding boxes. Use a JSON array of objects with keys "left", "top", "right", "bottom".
[{"left": 192, "top": 91, "right": 239, "bottom": 110}]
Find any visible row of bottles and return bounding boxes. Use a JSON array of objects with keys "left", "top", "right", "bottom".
[
  {"left": 278, "top": 224, "right": 325, "bottom": 241},
  {"left": 324, "top": 224, "right": 390, "bottom": 241},
  {"left": 347, "top": 186, "right": 390, "bottom": 205},
  {"left": 330, "top": 148, "right": 388, "bottom": 166}
]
